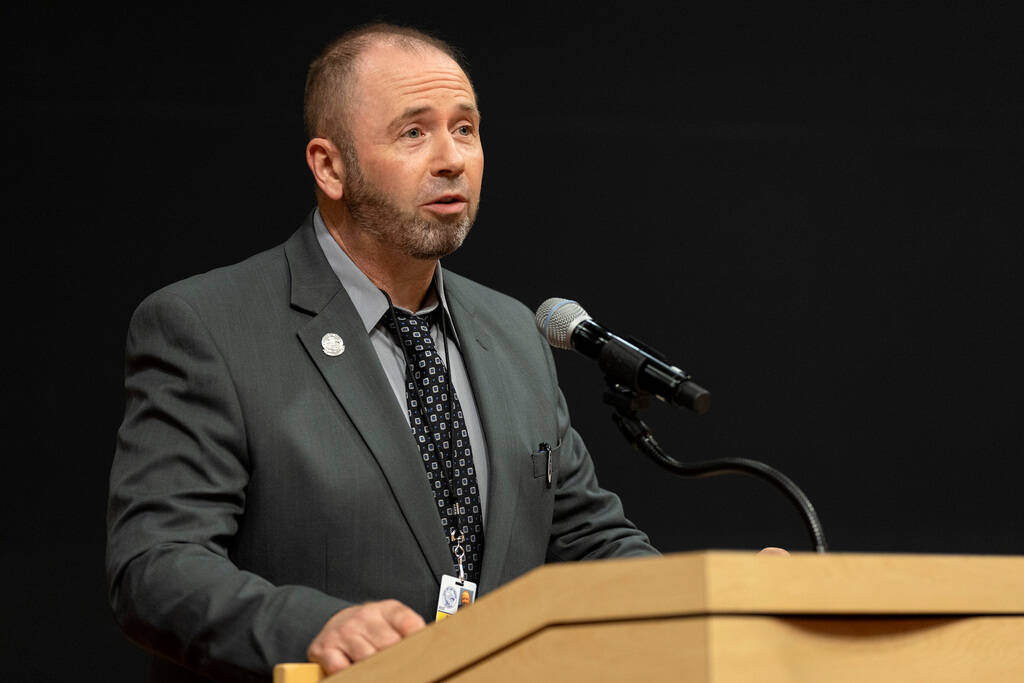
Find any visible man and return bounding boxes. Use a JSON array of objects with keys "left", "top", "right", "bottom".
[{"left": 107, "top": 24, "right": 657, "bottom": 682}]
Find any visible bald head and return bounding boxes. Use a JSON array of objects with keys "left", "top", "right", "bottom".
[{"left": 303, "top": 23, "right": 472, "bottom": 153}]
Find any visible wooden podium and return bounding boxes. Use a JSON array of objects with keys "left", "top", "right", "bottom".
[{"left": 274, "top": 551, "right": 1024, "bottom": 682}]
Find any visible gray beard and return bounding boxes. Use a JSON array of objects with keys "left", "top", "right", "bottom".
[{"left": 342, "top": 152, "right": 476, "bottom": 261}]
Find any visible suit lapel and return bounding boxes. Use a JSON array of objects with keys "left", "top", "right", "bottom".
[
  {"left": 285, "top": 221, "right": 453, "bottom": 583},
  {"left": 444, "top": 279, "right": 523, "bottom": 592}
]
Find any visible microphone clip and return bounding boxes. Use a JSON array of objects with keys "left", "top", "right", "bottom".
[
  {"left": 602, "top": 380, "right": 651, "bottom": 415},
  {"left": 603, "top": 382, "right": 661, "bottom": 453}
]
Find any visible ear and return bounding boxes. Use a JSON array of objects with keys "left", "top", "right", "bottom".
[{"left": 306, "top": 137, "right": 345, "bottom": 200}]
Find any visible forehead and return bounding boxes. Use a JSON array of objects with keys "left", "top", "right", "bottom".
[{"left": 350, "top": 42, "right": 476, "bottom": 116}]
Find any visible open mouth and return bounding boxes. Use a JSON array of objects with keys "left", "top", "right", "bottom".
[
  {"left": 428, "top": 195, "right": 466, "bottom": 205},
  {"left": 423, "top": 195, "right": 468, "bottom": 214}
]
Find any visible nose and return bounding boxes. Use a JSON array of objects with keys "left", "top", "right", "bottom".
[{"left": 430, "top": 132, "right": 465, "bottom": 178}]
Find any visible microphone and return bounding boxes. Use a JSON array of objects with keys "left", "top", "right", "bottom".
[{"left": 535, "top": 298, "right": 711, "bottom": 414}]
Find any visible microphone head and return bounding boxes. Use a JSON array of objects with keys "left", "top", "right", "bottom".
[{"left": 535, "top": 298, "right": 592, "bottom": 350}]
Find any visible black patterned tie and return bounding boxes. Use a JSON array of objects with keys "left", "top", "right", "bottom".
[{"left": 383, "top": 310, "right": 485, "bottom": 584}]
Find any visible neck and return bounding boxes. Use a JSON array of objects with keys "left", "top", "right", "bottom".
[{"left": 320, "top": 202, "right": 437, "bottom": 311}]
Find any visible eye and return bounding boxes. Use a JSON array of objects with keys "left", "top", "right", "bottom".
[
  {"left": 403, "top": 127, "right": 423, "bottom": 139},
  {"left": 455, "top": 125, "right": 473, "bottom": 136}
]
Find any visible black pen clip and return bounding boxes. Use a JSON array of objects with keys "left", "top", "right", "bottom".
[{"left": 538, "top": 442, "right": 553, "bottom": 488}]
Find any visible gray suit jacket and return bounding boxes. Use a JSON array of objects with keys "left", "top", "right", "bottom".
[{"left": 106, "top": 215, "right": 656, "bottom": 682}]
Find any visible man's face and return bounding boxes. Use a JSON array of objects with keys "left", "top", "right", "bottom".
[{"left": 341, "top": 43, "right": 483, "bottom": 260}]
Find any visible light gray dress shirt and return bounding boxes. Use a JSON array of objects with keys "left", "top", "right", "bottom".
[{"left": 313, "top": 210, "right": 490, "bottom": 521}]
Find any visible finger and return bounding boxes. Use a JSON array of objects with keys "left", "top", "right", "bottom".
[
  {"left": 397, "top": 610, "right": 426, "bottom": 636},
  {"left": 758, "top": 546, "right": 790, "bottom": 556},
  {"left": 358, "top": 612, "right": 404, "bottom": 650},
  {"left": 310, "top": 647, "right": 351, "bottom": 676},
  {"left": 381, "top": 600, "right": 426, "bottom": 636},
  {"left": 340, "top": 631, "right": 380, "bottom": 662}
]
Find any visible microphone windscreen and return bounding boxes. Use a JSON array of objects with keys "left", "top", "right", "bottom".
[{"left": 535, "top": 298, "right": 591, "bottom": 350}]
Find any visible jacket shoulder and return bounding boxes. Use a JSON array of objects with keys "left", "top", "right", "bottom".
[
  {"left": 164, "top": 243, "right": 288, "bottom": 305},
  {"left": 129, "top": 241, "right": 291, "bottom": 330}
]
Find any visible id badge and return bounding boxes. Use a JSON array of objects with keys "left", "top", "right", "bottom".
[{"left": 435, "top": 574, "right": 477, "bottom": 621}]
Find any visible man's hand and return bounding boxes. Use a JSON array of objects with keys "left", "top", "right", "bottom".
[
  {"left": 307, "top": 599, "right": 426, "bottom": 674},
  {"left": 758, "top": 547, "right": 790, "bottom": 556}
]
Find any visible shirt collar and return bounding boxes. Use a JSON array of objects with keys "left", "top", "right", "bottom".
[{"left": 313, "top": 208, "right": 459, "bottom": 344}]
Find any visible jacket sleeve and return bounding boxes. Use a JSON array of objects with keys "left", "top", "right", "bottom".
[
  {"left": 538, "top": 337, "right": 661, "bottom": 562},
  {"left": 106, "top": 289, "right": 349, "bottom": 682}
]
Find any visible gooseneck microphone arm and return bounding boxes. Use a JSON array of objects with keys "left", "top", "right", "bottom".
[
  {"left": 536, "top": 297, "right": 828, "bottom": 553},
  {"left": 605, "top": 385, "right": 828, "bottom": 553}
]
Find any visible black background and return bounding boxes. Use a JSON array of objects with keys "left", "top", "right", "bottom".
[{"left": 4, "top": 4, "right": 1022, "bottom": 680}]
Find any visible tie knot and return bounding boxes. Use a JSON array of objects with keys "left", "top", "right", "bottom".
[{"left": 382, "top": 309, "right": 437, "bottom": 351}]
